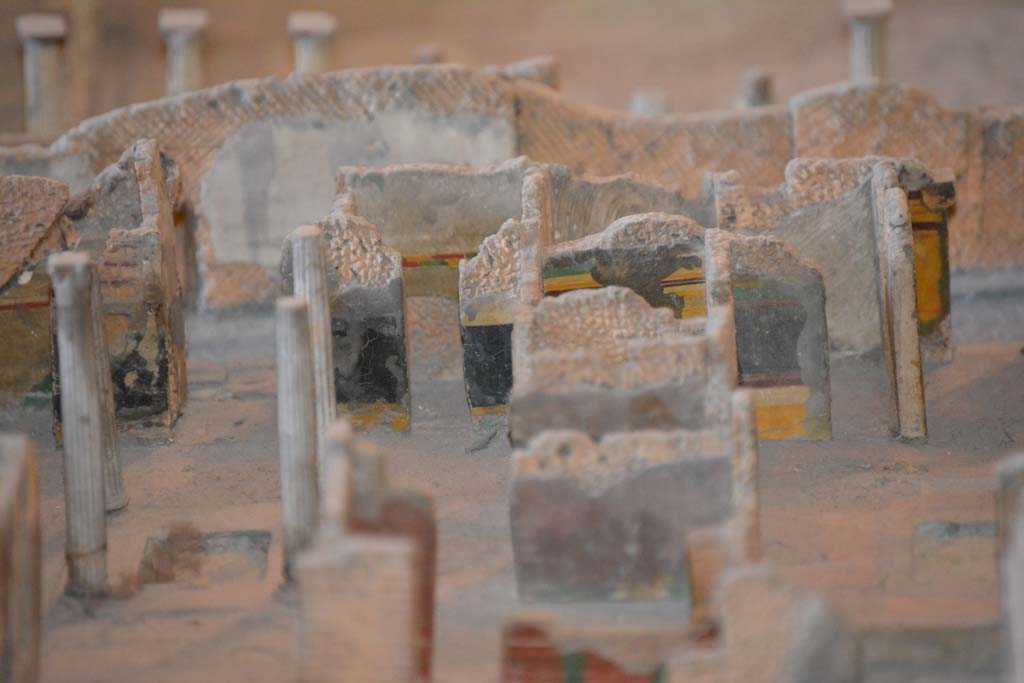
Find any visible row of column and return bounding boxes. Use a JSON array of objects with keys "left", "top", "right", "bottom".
[
  {"left": 16, "top": 3, "right": 892, "bottom": 137},
  {"left": 14, "top": 9, "right": 339, "bottom": 137}
]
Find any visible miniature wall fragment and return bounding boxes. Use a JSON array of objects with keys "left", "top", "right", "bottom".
[
  {"left": 337, "top": 158, "right": 525, "bottom": 380},
  {"left": 0, "top": 175, "right": 68, "bottom": 410},
  {"left": 283, "top": 204, "right": 409, "bottom": 431},
  {"left": 536, "top": 213, "right": 830, "bottom": 441},
  {"left": 509, "top": 287, "right": 714, "bottom": 446},
  {"left": 728, "top": 236, "right": 831, "bottom": 441},
  {"left": 459, "top": 219, "right": 521, "bottom": 429},
  {"left": 59, "top": 139, "right": 187, "bottom": 428},
  {"left": 510, "top": 426, "right": 753, "bottom": 602},
  {"left": 667, "top": 565, "right": 858, "bottom": 683}
]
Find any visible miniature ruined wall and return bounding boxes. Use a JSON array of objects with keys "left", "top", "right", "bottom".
[
  {"left": 509, "top": 287, "right": 714, "bottom": 446},
  {"left": 341, "top": 439, "right": 437, "bottom": 681},
  {"left": 728, "top": 236, "right": 831, "bottom": 441},
  {"left": 514, "top": 79, "right": 794, "bottom": 198},
  {"left": 667, "top": 565, "right": 857, "bottom": 683},
  {"left": 2, "top": 68, "right": 1020, "bottom": 318},
  {"left": 535, "top": 212, "right": 829, "bottom": 441},
  {"left": 0, "top": 435, "right": 40, "bottom": 683},
  {"left": 337, "top": 158, "right": 524, "bottom": 380},
  {"left": 714, "top": 156, "right": 954, "bottom": 361},
  {"left": 543, "top": 213, "right": 710, "bottom": 320},
  {"left": 459, "top": 218, "right": 521, "bottom": 423},
  {"left": 60, "top": 139, "right": 186, "bottom": 427},
  {"left": 1, "top": 66, "right": 519, "bottom": 311},
  {"left": 0, "top": 175, "right": 68, "bottom": 410},
  {"left": 511, "top": 428, "right": 735, "bottom": 602},
  {"left": 976, "top": 108, "right": 1024, "bottom": 271},
  {"left": 281, "top": 202, "right": 409, "bottom": 432},
  {"left": 547, "top": 164, "right": 709, "bottom": 243}
]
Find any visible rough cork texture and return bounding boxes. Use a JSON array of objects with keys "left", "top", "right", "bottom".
[
  {"left": 459, "top": 218, "right": 522, "bottom": 308},
  {"left": 0, "top": 65, "right": 518, "bottom": 312},
  {"left": 312, "top": 204, "right": 402, "bottom": 291},
  {"left": 789, "top": 81, "right": 980, "bottom": 272},
  {"left": 515, "top": 79, "right": 793, "bottom": 197},
  {"left": 0, "top": 177, "right": 68, "bottom": 409},
  {"left": 668, "top": 565, "right": 857, "bottom": 683},
  {"left": 0, "top": 69, "right": 1017, "bottom": 316},
  {"left": 510, "top": 428, "right": 734, "bottom": 602},
  {"left": 525, "top": 286, "right": 697, "bottom": 357},
  {"left": 525, "top": 335, "right": 707, "bottom": 393},
  {"left": 513, "top": 429, "right": 729, "bottom": 495},
  {"left": 0, "top": 176, "right": 68, "bottom": 290},
  {"left": 510, "top": 287, "right": 716, "bottom": 445}
]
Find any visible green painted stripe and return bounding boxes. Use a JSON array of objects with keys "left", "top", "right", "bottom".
[
  {"left": 562, "top": 652, "right": 585, "bottom": 683},
  {"left": 544, "top": 266, "right": 592, "bottom": 279}
]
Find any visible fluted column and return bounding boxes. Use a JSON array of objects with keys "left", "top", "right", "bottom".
[
  {"left": 289, "top": 225, "right": 336, "bottom": 493},
  {"left": 736, "top": 69, "right": 774, "bottom": 108},
  {"left": 318, "top": 421, "right": 353, "bottom": 534},
  {"left": 844, "top": 0, "right": 892, "bottom": 80},
  {"left": 158, "top": 9, "right": 208, "bottom": 96},
  {"left": 288, "top": 11, "right": 336, "bottom": 74},
  {"left": 15, "top": 13, "right": 67, "bottom": 138},
  {"left": 48, "top": 253, "right": 107, "bottom": 598},
  {"left": 276, "top": 297, "right": 320, "bottom": 579},
  {"left": 629, "top": 88, "right": 670, "bottom": 116}
]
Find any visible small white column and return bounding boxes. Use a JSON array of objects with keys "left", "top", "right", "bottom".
[
  {"left": 883, "top": 188, "right": 926, "bottom": 440},
  {"left": 290, "top": 225, "right": 337, "bottom": 492},
  {"left": 844, "top": 0, "right": 892, "bottom": 81},
  {"left": 349, "top": 441, "right": 387, "bottom": 526},
  {"left": 15, "top": 13, "right": 67, "bottom": 138},
  {"left": 158, "top": 8, "right": 209, "bottom": 97},
  {"left": 318, "top": 421, "right": 353, "bottom": 534},
  {"left": 735, "top": 69, "right": 774, "bottom": 109},
  {"left": 276, "top": 297, "right": 320, "bottom": 579},
  {"left": 88, "top": 262, "right": 126, "bottom": 512},
  {"left": 414, "top": 43, "right": 444, "bottom": 65},
  {"left": 629, "top": 88, "right": 671, "bottom": 116},
  {"left": 48, "top": 253, "right": 107, "bottom": 598},
  {"left": 288, "top": 11, "right": 337, "bottom": 75}
]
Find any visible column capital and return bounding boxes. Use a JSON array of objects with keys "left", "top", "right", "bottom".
[
  {"left": 843, "top": 0, "right": 893, "bottom": 22},
  {"left": 15, "top": 13, "right": 67, "bottom": 43},
  {"left": 288, "top": 11, "right": 337, "bottom": 39},
  {"left": 158, "top": 8, "right": 209, "bottom": 38}
]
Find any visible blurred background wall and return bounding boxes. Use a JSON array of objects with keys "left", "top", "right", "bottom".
[{"left": 1, "top": 0, "right": 1023, "bottom": 134}]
